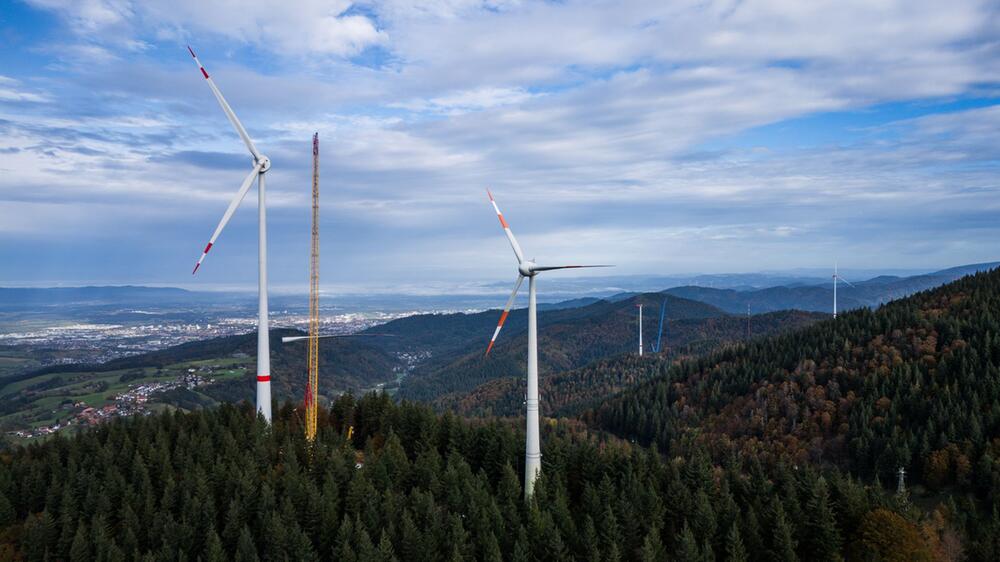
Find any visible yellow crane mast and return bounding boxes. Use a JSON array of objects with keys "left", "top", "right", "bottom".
[{"left": 305, "top": 132, "right": 320, "bottom": 441}]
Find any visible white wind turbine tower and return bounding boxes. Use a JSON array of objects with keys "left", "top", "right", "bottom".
[
  {"left": 187, "top": 46, "right": 274, "bottom": 423},
  {"left": 484, "top": 190, "right": 610, "bottom": 499},
  {"left": 832, "top": 263, "right": 855, "bottom": 318},
  {"left": 636, "top": 303, "right": 644, "bottom": 356}
]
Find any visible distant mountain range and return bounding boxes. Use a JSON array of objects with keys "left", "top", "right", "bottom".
[
  {"left": 2, "top": 261, "right": 995, "bottom": 314},
  {"left": 656, "top": 261, "right": 1000, "bottom": 314},
  {"left": 0, "top": 286, "right": 209, "bottom": 310}
]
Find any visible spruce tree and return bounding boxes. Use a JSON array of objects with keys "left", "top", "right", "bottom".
[
  {"left": 804, "top": 478, "right": 842, "bottom": 562},
  {"left": 675, "top": 522, "right": 701, "bottom": 562},
  {"left": 725, "top": 522, "right": 749, "bottom": 562},
  {"left": 69, "top": 522, "right": 91, "bottom": 562},
  {"left": 377, "top": 530, "right": 398, "bottom": 562},
  {"left": 640, "top": 527, "right": 667, "bottom": 562},
  {"left": 204, "top": 528, "right": 227, "bottom": 562},
  {"left": 235, "top": 525, "right": 259, "bottom": 562},
  {"left": 771, "top": 501, "right": 798, "bottom": 562}
]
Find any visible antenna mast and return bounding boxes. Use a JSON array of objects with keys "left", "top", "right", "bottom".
[{"left": 305, "top": 133, "right": 320, "bottom": 441}]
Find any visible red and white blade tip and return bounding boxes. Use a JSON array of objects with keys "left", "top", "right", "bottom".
[
  {"left": 485, "top": 309, "right": 510, "bottom": 356},
  {"left": 191, "top": 242, "right": 213, "bottom": 275},
  {"left": 186, "top": 45, "right": 210, "bottom": 78},
  {"left": 487, "top": 190, "right": 510, "bottom": 228}
]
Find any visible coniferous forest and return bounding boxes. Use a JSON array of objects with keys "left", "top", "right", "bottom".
[
  {"left": 0, "top": 395, "right": 958, "bottom": 561},
  {"left": 2, "top": 269, "right": 1000, "bottom": 560}
]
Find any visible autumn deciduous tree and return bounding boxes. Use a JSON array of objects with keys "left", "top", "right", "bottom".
[{"left": 857, "top": 509, "right": 932, "bottom": 562}]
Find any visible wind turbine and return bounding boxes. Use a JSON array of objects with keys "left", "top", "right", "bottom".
[
  {"left": 651, "top": 297, "right": 668, "bottom": 354},
  {"left": 484, "top": 190, "right": 610, "bottom": 499},
  {"left": 636, "top": 303, "right": 644, "bottom": 356},
  {"left": 186, "top": 46, "right": 274, "bottom": 423},
  {"left": 832, "top": 264, "right": 855, "bottom": 318}
]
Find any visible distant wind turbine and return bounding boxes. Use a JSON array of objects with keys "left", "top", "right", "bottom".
[
  {"left": 833, "top": 264, "right": 856, "bottom": 318},
  {"left": 636, "top": 303, "right": 644, "bottom": 356},
  {"left": 186, "top": 46, "right": 274, "bottom": 423},
  {"left": 651, "top": 298, "right": 668, "bottom": 354},
  {"left": 483, "top": 190, "right": 611, "bottom": 499}
]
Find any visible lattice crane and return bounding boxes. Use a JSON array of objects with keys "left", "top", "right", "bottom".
[{"left": 305, "top": 132, "right": 320, "bottom": 441}]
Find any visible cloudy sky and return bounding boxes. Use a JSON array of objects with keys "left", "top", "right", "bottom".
[{"left": 1, "top": 0, "right": 998, "bottom": 293}]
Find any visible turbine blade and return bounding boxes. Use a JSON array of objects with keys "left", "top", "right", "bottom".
[
  {"left": 531, "top": 265, "right": 614, "bottom": 272},
  {"left": 281, "top": 334, "right": 395, "bottom": 343},
  {"left": 187, "top": 45, "right": 261, "bottom": 161},
  {"left": 487, "top": 190, "right": 525, "bottom": 263},
  {"left": 192, "top": 162, "right": 262, "bottom": 274},
  {"left": 840, "top": 277, "right": 857, "bottom": 288},
  {"left": 485, "top": 275, "right": 524, "bottom": 356}
]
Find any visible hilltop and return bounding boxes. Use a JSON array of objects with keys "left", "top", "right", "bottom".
[
  {"left": 435, "top": 309, "right": 825, "bottom": 417},
  {"left": 392, "top": 293, "right": 734, "bottom": 403}
]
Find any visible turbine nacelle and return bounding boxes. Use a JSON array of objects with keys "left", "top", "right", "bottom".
[
  {"left": 519, "top": 260, "right": 538, "bottom": 277},
  {"left": 256, "top": 155, "right": 271, "bottom": 172}
]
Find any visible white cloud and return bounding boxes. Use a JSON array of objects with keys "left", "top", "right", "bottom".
[
  {"left": 0, "top": 76, "right": 50, "bottom": 103},
  {"left": 392, "top": 87, "right": 537, "bottom": 114},
  {"left": 26, "top": 0, "right": 133, "bottom": 32},
  {"left": 27, "top": 0, "right": 385, "bottom": 57}
]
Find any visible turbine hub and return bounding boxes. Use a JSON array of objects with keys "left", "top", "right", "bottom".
[
  {"left": 257, "top": 155, "right": 271, "bottom": 172},
  {"left": 519, "top": 260, "right": 537, "bottom": 277}
]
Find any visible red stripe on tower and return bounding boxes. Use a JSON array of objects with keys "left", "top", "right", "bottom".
[{"left": 257, "top": 375, "right": 270, "bottom": 382}]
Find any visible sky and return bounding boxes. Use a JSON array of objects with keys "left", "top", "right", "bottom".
[{"left": 0, "top": 0, "right": 998, "bottom": 294}]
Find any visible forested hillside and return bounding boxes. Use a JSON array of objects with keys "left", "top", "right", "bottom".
[
  {"left": 397, "top": 294, "right": 741, "bottom": 403},
  {"left": 589, "top": 268, "right": 1000, "bottom": 556},
  {"left": 437, "top": 310, "right": 825, "bottom": 418},
  {"left": 0, "top": 394, "right": 959, "bottom": 561},
  {"left": 368, "top": 292, "right": 723, "bottom": 357}
]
